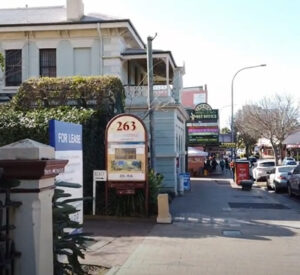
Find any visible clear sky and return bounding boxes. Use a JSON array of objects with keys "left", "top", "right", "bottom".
[{"left": 1, "top": 0, "right": 300, "bottom": 127}]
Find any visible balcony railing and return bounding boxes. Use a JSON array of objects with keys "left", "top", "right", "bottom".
[{"left": 124, "top": 85, "right": 173, "bottom": 98}]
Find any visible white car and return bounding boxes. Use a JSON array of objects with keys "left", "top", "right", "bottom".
[
  {"left": 252, "top": 159, "right": 276, "bottom": 181},
  {"left": 282, "top": 157, "right": 296, "bottom": 165},
  {"left": 266, "top": 165, "right": 297, "bottom": 192}
]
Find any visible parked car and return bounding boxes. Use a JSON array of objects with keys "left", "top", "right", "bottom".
[
  {"left": 282, "top": 157, "right": 296, "bottom": 165},
  {"left": 285, "top": 160, "right": 297, "bottom": 166},
  {"left": 252, "top": 159, "right": 276, "bottom": 181},
  {"left": 287, "top": 164, "right": 300, "bottom": 197},
  {"left": 266, "top": 165, "right": 296, "bottom": 192}
]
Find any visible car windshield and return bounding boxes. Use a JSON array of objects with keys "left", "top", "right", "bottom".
[
  {"left": 259, "top": 162, "right": 275, "bottom": 167},
  {"left": 286, "top": 161, "right": 297, "bottom": 165},
  {"left": 278, "top": 167, "right": 294, "bottom": 173}
]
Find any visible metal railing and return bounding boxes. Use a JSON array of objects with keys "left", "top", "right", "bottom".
[{"left": 0, "top": 168, "right": 21, "bottom": 275}]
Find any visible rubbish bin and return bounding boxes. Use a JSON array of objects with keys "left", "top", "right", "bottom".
[{"left": 182, "top": 172, "right": 191, "bottom": 191}]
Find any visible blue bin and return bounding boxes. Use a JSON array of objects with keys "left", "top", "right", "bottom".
[{"left": 180, "top": 173, "right": 191, "bottom": 191}]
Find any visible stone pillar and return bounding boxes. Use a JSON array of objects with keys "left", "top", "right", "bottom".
[{"left": 0, "top": 139, "right": 68, "bottom": 275}]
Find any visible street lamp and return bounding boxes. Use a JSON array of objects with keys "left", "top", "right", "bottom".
[{"left": 231, "top": 64, "right": 266, "bottom": 159}]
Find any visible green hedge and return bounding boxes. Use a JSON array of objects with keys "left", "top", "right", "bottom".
[
  {"left": 0, "top": 76, "right": 125, "bottom": 214},
  {"left": 11, "top": 76, "right": 125, "bottom": 112},
  {"left": 0, "top": 76, "right": 161, "bottom": 216},
  {"left": 0, "top": 105, "right": 110, "bottom": 213}
]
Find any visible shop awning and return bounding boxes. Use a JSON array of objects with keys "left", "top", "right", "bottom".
[
  {"left": 188, "top": 147, "right": 208, "bottom": 157},
  {"left": 283, "top": 129, "right": 300, "bottom": 145}
]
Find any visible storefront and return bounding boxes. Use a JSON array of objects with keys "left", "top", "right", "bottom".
[{"left": 283, "top": 129, "right": 300, "bottom": 161}]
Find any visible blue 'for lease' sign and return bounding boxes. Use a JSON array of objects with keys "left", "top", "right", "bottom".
[{"left": 49, "top": 119, "right": 82, "bottom": 151}]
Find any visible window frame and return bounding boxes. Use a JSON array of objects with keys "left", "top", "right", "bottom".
[
  {"left": 5, "top": 49, "right": 22, "bottom": 87},
  {"left": 39, "top": 48, "right": 57, "bottom": 77}
]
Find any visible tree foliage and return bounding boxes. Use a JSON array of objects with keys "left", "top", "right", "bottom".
[
  {"left": 220, "top": 127, "right": 231, "bottom": 134},
  {"left": 235, "top": 94, "right": 300, "bottom": 163},
  {"left": 53, "top": 181, "right": 93, "bottom": 275}
]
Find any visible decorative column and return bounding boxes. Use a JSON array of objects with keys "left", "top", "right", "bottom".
[{"left": 0, "top": 139, "right": 68, "bottom": 275}]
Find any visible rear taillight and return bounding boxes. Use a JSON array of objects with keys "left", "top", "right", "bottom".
[{"left": 278, "top": 176, "right": 287, "bottom": 180}]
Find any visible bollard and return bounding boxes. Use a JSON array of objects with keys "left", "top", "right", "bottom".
[{"left": 157, "top": 194, "right": 172, "bottom": 224}]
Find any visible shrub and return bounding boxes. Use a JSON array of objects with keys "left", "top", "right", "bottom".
[
  {"left": 11, "top": 76, "right": 125, "bottom": 113},
  {"left": 100, "top": 170, "right": 163, "bottom": 217},
  {"left": 53, "top": 181, "right": 93, "bottom": 275}
]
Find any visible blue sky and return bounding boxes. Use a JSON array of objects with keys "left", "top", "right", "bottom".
[{"left": 1, "top": 0, "right": 299, "bottom": 127}]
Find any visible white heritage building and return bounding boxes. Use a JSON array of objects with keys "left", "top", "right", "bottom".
[{"left": 0, "top": 0, "right": 188, "bottom": 195}]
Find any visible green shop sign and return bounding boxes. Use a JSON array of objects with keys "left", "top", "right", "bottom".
[
  {"left": 189, "top": 103, "right": 219, "bottom": 122},
  {"left": 191, "top": 110, "right": 218, "bottom": 121},
  {"left": 188, "top": 135, "right": 219, "bottom": 145}
]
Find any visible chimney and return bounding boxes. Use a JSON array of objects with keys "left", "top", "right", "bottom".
[{"left": 67, "top": 0, "right": 84, "bottom": 21}]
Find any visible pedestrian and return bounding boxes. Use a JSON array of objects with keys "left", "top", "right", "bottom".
[
  {"left": 212, "top": 158, "right": 217, "bottom": 171},
  {"left": 225, "top": 158, "right": 230, "bottom": 173},
  {"left": 204, "top": 158, "right": 211, "bottom": 175},
  {"left": 230, "top": 160, "right": 235, "bottom": 180},
  {"left": 220, "top": 159, "right": 225, "bottom": 173}
]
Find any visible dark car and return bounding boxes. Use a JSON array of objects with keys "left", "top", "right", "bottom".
[
  {"left": 287, "top": 164, "right": 300, "bottom": 197},
  {"left": 248, "top": 156, "right": 257, "bottom": 167}
]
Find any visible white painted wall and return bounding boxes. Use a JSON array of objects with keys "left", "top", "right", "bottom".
[{"left": 0, "top": 28, "right": 130, "bottom": 94}]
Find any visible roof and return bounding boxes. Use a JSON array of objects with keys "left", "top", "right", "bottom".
[
  {"left": 0, "top": 6, "right": 120, "bottom": 25},
  {"left": 0, "top": 6, "right": 145, "bottom": 48},
  {"left": 121, "top": 48, "right": 177, "bottom": 68}
]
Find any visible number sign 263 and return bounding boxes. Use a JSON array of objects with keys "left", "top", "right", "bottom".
[{"left": 117, "top": 121, "right": 136, "bottom": 131}]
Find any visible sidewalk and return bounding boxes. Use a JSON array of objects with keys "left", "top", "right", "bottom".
[
  {"left": 112, "top": 174, "right": 238, "bottom": 275},
  {"left": 82, "top": 217, "right": 155, "bottom": 270},
  {"left": 110, "top": 172, "right": 300, "bottom": 275}
]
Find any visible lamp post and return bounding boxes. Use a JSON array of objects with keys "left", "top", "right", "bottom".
[{"left": 231, "top": 64, "right": 266, "bottom": 159}]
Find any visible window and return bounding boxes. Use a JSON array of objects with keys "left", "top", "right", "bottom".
[
  {"left": 5, "top": 49, "right": 22, "bottom": 86},
  {"left": 293, "top": 165, "right": 300, "bottom": 175},
  {"left": 40, "top": 49, "right": 56, "bottom": 77},
  {"left": 259, "top": 161, "right": 275, "bottom": 167}
]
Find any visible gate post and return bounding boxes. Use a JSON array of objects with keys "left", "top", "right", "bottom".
[{"left": 0, "top": 139, "right": 68, "bottom": 275}]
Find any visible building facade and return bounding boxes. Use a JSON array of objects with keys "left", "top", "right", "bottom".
[{"left": 0, "top": 0, "right": 188, "bottom": 195}]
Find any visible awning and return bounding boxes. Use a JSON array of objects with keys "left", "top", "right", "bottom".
[
  {"left": 283, "top": 129, "right": 300, "bottom": 145},
  {"left": 188, "top": 147, "right": 208, "bottom": 157}
]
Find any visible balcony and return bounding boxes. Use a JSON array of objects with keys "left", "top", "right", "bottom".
[{"left": 124, "top": 85, "right": 175, "bottom": 107}]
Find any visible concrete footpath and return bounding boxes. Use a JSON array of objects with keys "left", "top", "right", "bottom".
[
  {"left": 85, "top": 171, "right": 300, "bottom": 275},
  {"left": 111, "top": 172, "right": 300, "bottom": 275}
]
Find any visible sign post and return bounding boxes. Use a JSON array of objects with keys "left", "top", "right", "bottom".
[
  {"left": 93, "top": 170, "right": 107, "bottom": 215},
  {"left": 105, "top": 114, "right": 148, "bottom": 215},
  {"left": 49, "top": 119, "right": 83, "bottom": 227}
]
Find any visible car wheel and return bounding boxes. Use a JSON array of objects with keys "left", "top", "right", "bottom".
[
  {"left": 274, "top": 182, "right": 279, "bottom": 193},
  {"left": 266, "top": 180, "right": 270, "bottom": 190},
  {"left": 288, "top": 184, "right": 293, "bottom": 197}
]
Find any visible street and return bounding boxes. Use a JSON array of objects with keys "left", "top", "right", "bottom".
[{"left": 112, "top": 173, "right": 300, "bottom": 275}]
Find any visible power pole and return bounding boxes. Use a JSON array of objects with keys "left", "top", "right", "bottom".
[{"left": 147, "top": 35, "right": 156, "bottom": 170}]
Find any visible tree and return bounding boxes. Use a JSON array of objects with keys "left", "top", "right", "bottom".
[
  {"left": 235, "top": 95, "right": 300, "bottom": 164},
  {"left": 235, "top": 109, "right": 259, "bottom": 157},
  {"left": 220, "top": 127, "right": 231, "bottom": 134}
]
